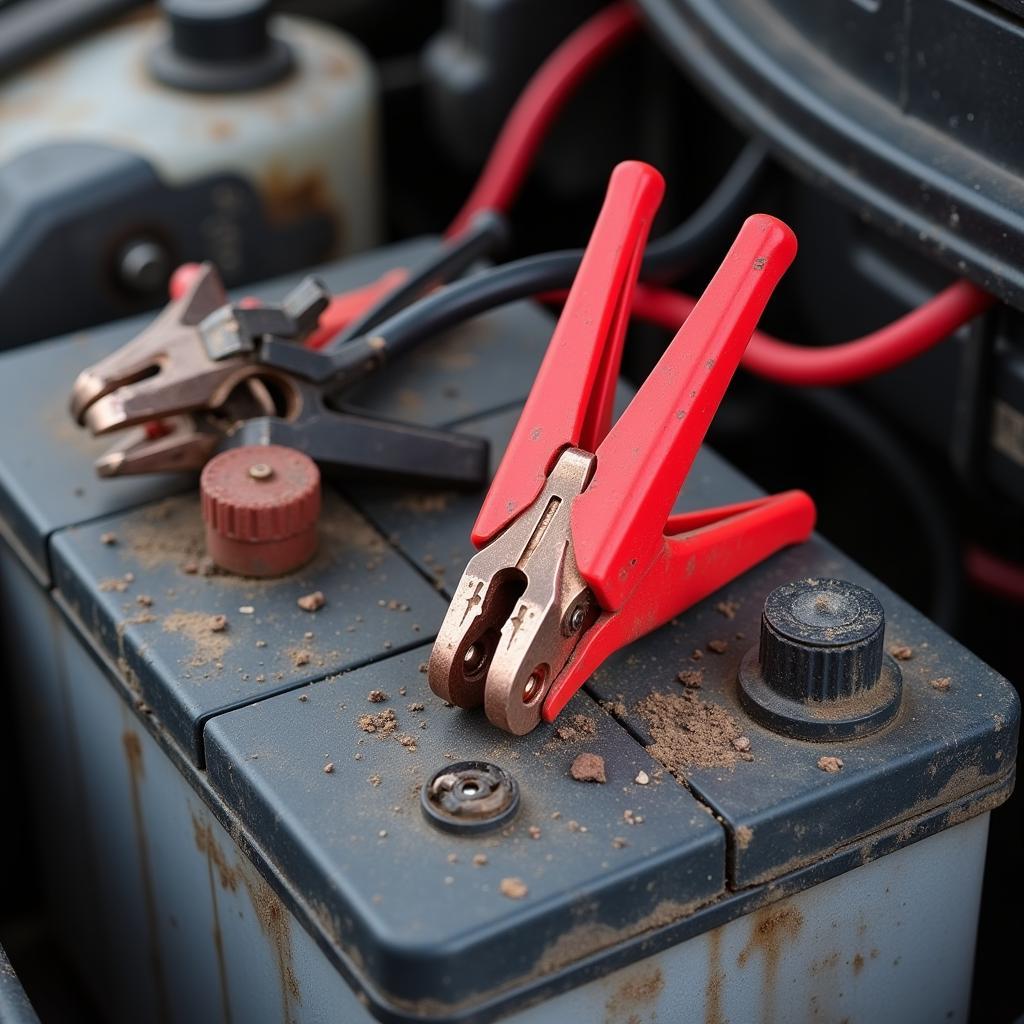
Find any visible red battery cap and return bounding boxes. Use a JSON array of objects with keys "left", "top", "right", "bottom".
[{"left": 200, "top": 445, "right": 320, "bottom": 578}]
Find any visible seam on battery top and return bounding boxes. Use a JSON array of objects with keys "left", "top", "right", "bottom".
[
  {"left": 191, "top": 636, "right": 436, "bottom": 769},
  {"left": 587, "top": 683, "right": 732, "bottom": 850},
  {"left": 440, "top": 396, "right": 534, "bottom": 433},
  {"left": 341, "top": 484, "right": 465, "bottom": 603}
]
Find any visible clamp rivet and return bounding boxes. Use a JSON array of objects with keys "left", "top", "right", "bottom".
[
  {"left": 248, "top": 463, "right": 274, "bottom": 481},
  {"left": 522, "top": 665, "right": 548, "bottom": 704},
  {"left": 569, "top": 605, "right": 586, "bottom": 633},
  {"left": 463, "top": 643, "right": 486, "bottom": 673}
]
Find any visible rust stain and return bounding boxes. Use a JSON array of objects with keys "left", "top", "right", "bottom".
[
  {"left": 322, "top": 51, "right": 353, "bottom": 79},
  {"left": 193, "top": 816, "right": 235, "bottom": 1023},
  {"left": 192, "top": 813, "right": 299, "bottom": 1024},
  {"left": 537, "top": 897, "right": 707, "bottom": 977},
  {"left": 736, "top": 903, "right": 804, "bottom": 1024},
  {"left": 852, "top": 952, "right": 865, "bottom": 975},
  {"left": 207, "top": 119, "right": 237, "bottom": 142},
  {"left": 261, "top": 163, "right": 334, "bottom": 227},
  {"left": 122, "top": 731, "right": 171, "bottom": 1024},
  {"left": 193, "top": 815, "right": 240, "bottom": 892},
  {"left": 704, "top": 926, "right": 726, "bottom": 1024},
  {"left": 244, "top": 872, "right": 301, "bottom": 1024},
  {"left": 604, "top": 963, "right": 664, "bottom": 1023}
]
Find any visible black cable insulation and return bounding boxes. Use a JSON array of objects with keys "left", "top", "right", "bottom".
[
  {"left": 331, "top": 210, "right": 509, "bottom": 346},
  {"left": 355, "top": 140, "right": 769, "bottom": 365}
]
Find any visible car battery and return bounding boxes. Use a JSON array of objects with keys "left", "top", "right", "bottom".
[
  {"left": 0, "top": 943, "right": 40, "bottom": 1024},
  {"left": 0, "top": 240, "right": 1017, "bottom": 1024}
]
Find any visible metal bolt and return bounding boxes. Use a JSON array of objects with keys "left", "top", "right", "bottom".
[
  {"left": 116, "top": 239, "right": 171, "bottom": 294},
  {"left": 569, "top": 605, "right": 586, "bottom": 633},
  {"left": 248, "top": 463, "right": 274, "bottom": 481}
]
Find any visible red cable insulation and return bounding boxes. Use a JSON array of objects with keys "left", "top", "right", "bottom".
[
  {"left": 445, "top": 2, "right": 640, "bottom": 238},
  {"left": 539, "top": 280, "right": 994, "bottom": 387},
  {"left": 175, "top": 0, "right": 996, "bottom": 388},
  {"left": 964, "top": 544, "right": 1024, "bottom": 603}
]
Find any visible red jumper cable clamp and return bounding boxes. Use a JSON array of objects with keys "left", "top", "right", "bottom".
[{"left": 428, "top": 160, "right": 817, "bottom": 734}]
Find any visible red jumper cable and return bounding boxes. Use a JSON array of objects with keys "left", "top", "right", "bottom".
[
  {"left": 624, "top": 281, "right": 995, "bottom": 387},
  {"left": 446, "top": 2, "right": 640, "bottom": 237},
  {"left": 428, "top": 161, "right": 815, "bottom": 734}
]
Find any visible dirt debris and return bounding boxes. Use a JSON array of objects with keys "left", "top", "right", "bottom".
[
  {"left": 292, "top": 650, "right": 311, "bottom": 668},
  {"left": 528, "top": 826, "right": 542, "bottom": 840},
  {"left": 323, "top": 762, "right": 335, "bottom": 774},
  {"left": 601, "top": 699, "right": 628, "bottom": 717},
  {"left": 677, "top": 669, "right": 703, "bottom": 689},
  {"left": 554, "top": 714, "right": 598, "bottom": 742},
  {"left": 612, "top": 837, "right": 629, "bottom": 849},
  {"left": 100, "top": 574, "right": 134, "bottom": 593},
  {"left": 930, "top": 677, "right": 952, "bottom": 692},
  {"left": 297, "top": 591, "right": 326, "bottom": 613},
  {"left": 209, "top": 614, "right": 228, "bottom": 632},
  {"left": 397, "top": 493, "right": 452, "bottom": 515},
  {"left": 890, "top": 645, "right": 914, "bottom": 661},
  {"left": 100, "top": 531, "right": 118, "bottom": 546},
  {"left": 570, "top": 753, "right": 607, "bottom": 784},
  {"left": 397, "top": 734, "right": 418, "bottom": 752},
  {"left": 358, "top": 709, "right": 397, "bottom": 736},
  {"left": 637, "top": 690, "right": 753, "bottom": 776},
  {"left": 407, "top": 702, "right": 425, "bottom": 712},
  {"left": 690, "top": 649, "right": 704, "bottom": 662},
  {"left": 817, "top": 756, "right": 844, "bottom": 773},
  {"left": 472, "top": 853, "right": 488, "bottom": 867},
  {"left": 715, "top": 599, "right": 740, "bottom": 620},
  {"left": 136, "top": 594, "right": 154, "bottom": 608},
  {"left": 499, "top": 877, "right": 528, "bottom": 900},
  {"left": 707, "top": 639, "right": 729, "bottom": 655},
  {"left": 163, "top": 610, "right": 233, "bottom": 667},
  {"left": 368, "top": 690, "right": 388, "bottom": 703},
  {"left": 732, "top": 736, "right": 752, "bottom": 753},
  {"left": 368, "top": 774, "right": 381, "bottom": 787},
  {"left": 635, "top": 770, "right": 650, "bottom": 785}
]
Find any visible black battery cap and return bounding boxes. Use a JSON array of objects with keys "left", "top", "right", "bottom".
[{"left": 738, "top": 578, "right": 902, "bottom": 741}]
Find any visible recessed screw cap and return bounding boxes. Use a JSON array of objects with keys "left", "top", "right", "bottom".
[
  {"left": 421, "top": 761, "right": 520, "bottom": 834},
  {"left": 201, "top": 444, "right": 319, "bottom": 577},
  {"left": 739, "top": 579, "right": 902, "bottom": 741}
]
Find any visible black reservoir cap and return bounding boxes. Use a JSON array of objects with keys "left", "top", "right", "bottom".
[{"left": 148, "top": 0, "right": 294, "bottom": 94}]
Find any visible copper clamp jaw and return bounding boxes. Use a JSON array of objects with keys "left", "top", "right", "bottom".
[{"left": 429, "top": 448, "right": 598, "bottom": 735}]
